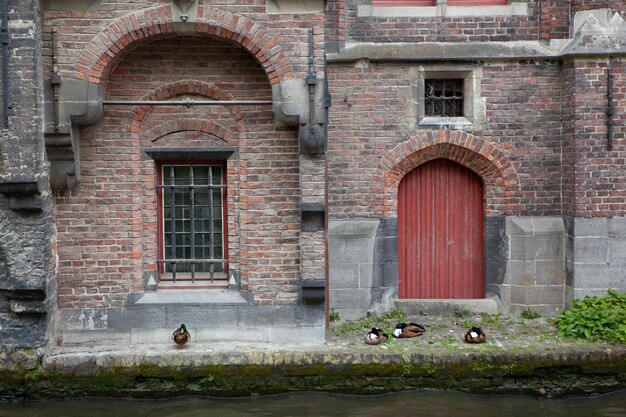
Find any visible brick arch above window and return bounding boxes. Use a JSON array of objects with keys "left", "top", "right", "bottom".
[
  {"left": 73, "top": 5, "right": 297, "bottom": 85},
  {"left": 142, "top": 118, "right": 235, "bottom": 145},
  {"left": 373, "top": 130, "right": 519, "bottom": 217},
  {"left": 130, "top": 80, "right": 245, "bottom": 135}
]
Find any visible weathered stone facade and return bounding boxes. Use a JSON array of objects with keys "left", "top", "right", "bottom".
[
  {"left": 0, "top": 0, "right": 50, "bottom": 347},
  {"left": 0, "top": 0, "right": 625, "bottom": 348}
]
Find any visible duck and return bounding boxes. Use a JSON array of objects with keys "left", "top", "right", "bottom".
[
  {"left": 392, "top": 322, "right": 426, "bottom": 338},
  {"left": 173, "top": 324, "right": 190, "bottom": 348},
  {"left": 464, "top": 326, "right": 486, "bottom": 344},
  {"left": 365, "top": 327, "right": 388, "bottom": 345}
]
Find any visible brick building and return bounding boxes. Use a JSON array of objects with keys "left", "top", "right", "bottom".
[{"left": 0, "top": 0, "right": 625, "bottom": 347}]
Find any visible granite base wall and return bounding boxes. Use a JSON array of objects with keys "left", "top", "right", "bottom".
[{"left": 565, "top": 217, "right": 626, "bottom": 301}]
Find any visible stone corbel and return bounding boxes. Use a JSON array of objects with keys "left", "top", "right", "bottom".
[
  {"left": 45, "top": 78, "right": 104, "bottom": 191},
  {"left": 171, "top": 0, "right": 198, "bottom": 23},
  {"left": 272, "top": 77, "right": 329, "bottom": 154}
]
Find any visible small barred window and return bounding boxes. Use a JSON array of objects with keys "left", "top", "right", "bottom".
[
  {"left": 157, "top": 163, "right": 228, "bottom": 288},
  {"left": 424, "top": 79, "right": 464, "bottom": 117}
]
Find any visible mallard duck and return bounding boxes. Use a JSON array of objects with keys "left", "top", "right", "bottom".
[
  {"left": 392, "top": 322, "right": 426, "bottom": 338},
  {"left": 173, "top": 324, "right": 190, "bottom": 348},
  {"left": 464, "top": 326, "right": 486, "bottom": 344},
  {"left": 365, "top": 327, "right": 388, "bottom": 345}
]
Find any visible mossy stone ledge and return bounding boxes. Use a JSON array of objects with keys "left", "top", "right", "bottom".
[{"left": 2, "top": 345, "right": 626, "bottom": 400}]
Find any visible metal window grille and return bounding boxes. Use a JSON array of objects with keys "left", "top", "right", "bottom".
[
  {"left": 425, "top": 79, "right": 464, "bottom": 117},
  {"left": 157, "top": 164, "right": 226, "bottom": 284}
]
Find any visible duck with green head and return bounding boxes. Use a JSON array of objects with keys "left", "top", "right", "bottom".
[{"left": 173, "top": 324, "right": 190, "bottom": 349}]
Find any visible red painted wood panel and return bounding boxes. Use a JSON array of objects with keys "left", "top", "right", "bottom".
[
  {"left": 398, "top": 159, "right": 484, "bottom": 299},
  {"left": 372, "top": 1, "right": 435, "bottom": 6},
  {"left": 448, "top": 0, "right": 507, "bottom": 5}
]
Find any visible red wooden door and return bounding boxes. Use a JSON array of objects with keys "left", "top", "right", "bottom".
[{"left": 398, "top": 158, "right": 484, "bottom": 299}]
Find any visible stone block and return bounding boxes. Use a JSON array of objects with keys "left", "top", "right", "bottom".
[
  {"left": 108, "top": 306, "right": 167, "bottom": 330},
  {"left": 375, "top": 235, "right": 398, "bottom": 262},
  {"left": 61, "top": 330, "right": 130, "bottom": 348},
  {"left": 571, "top": 264, "right": 626, "bottom": 289},
  {"left": 378, "top": 262, "right": 398, "bottom": 287},
  {"left": 266, "top": 326, "right": 325, "bottom": 344},
  {"left": 130, "top": 328, "right": 180, "bottom": 344},
  {"left": 237, "top": 306, "right": 296, "bottom": 326},
  {"left": 573, "top": 218, "right": 608, "bottom": 237},
  {"left": 165, "top": 305, "right": 238, "bottom": 328},
  {"left": 609, "top": 238, "right": 626, "bottom": 264},
  {"left": 195, "top": 326, "right": 268, "bottom": 343},
  {"left": 506, "top": 217, "right": 534, "bottom": 235},
  {"left": 329, "top": 288, "right": 372, "bottom": 310},
  {"left": 571, "top": 288, "right": 614, "bottom": 300},
  {"left": 573, "top": 237, "right": 608, "bottom": 263},
  {"left": 532, "top": 217, "right": 564, "bottom": 235},
  {"left": 358, "top": 263, "right": 374, "bottom": 288},
  {"left": 522, "top": 286, "right": 564, "bottom": 306},
  {"left": 609, "top": 217, "right": 626, "bottom": 238},
  {"left": 59, "top": 308, "right": 108, "bottom": 330},
  {"left": 297, "top": 304, "right": 325, "bottom": 325},
  {"left": 536, "top": 261, "right": 566, "bottom": 286},
  {"left": 485, "top": 216, "right": 505, "bottom": 236},
  {"left": 510, "top": 235, "right": 563, "bottom": 261},
  {"left": 328, "top": 263, "right": 359, "bottom": 289},
  {"left": 328, "top": 237, "right": 376, "bottom": 264},
  {"left": 328, "top": 219, "right": 379, "bottom": 238},
  {"left": 505, "top": 260, "right": 536, "bottom": 286}
]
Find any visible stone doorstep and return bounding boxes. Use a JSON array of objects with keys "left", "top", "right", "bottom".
[{"left": 394, "top": 297, "right": 501, "bottom": 316}]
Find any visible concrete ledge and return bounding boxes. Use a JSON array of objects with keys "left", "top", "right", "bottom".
[{"left": 395, "top": 297, "right": 501, "bottom": 315}]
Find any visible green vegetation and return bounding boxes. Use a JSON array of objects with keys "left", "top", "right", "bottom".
[
  {"left": 521, "top": 308, "right": 541, "bottom": 320},
  {"left": 554, "top": 289, "right": 626, "bottom": 342},
  {"left": 334, "top": 309, "right": 406, "bottom": 336},
  {"left": 329, "top": 309, "right": 340, "bottom": 322}
]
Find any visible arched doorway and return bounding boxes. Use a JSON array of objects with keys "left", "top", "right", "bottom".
[{"left": 398, "top": 158, "right": 484, "bottom": 299}]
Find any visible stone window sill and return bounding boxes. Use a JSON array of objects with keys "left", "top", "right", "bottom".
[
  {"left": 130, "top": 289, "right": 251, "bottom": 305},
  {"left": 419, "top": 116, "right": 473, "bottom": 129},
  {"left": 358, "top": 3, "right": 528, "bottom": 18}
]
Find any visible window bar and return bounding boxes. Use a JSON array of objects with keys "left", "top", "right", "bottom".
[
  {"left": 169, "top": 165, "right": 177, "bottom": 283},
  {"left": 429, "top": 81, "right": 435, "bottom": 117},
  {"left": 452, "top": 80, "right": 457, "bottom": 116},
  {"left": 190, "top": 167, "right": 196, "bottom": 284},
  {"left": 440, "top": 80, "right": 446, "bottom": 117},
  {"left": 208, "top": 167, "right": 215, "bottom": 283}
]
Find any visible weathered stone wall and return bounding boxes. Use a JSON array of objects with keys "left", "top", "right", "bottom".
[{"left": 0, "top": 0, "right": 50, "bottom": 348}]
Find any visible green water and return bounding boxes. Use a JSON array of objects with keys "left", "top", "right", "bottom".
[{"left": 2, "top": 390, "right": 626, "bottom": 417}]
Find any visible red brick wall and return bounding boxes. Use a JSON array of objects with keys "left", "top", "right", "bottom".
[
  {"left": 327, "top": 60, "right": 565, "bottom": 219},
  {"left": 573, "top": 0, "right": 624, "bottom": 13},
  {"left": 540, "top": 0, "right": 570, "bottom": 40},
  {"left": 54, "top": 37, "right": 302, "bottom": 309},
  {"left": 564, "top": 58, "right": 626, "bottom": 217},
  {"left": 346, "top": 0, "right": 541, "bottom": 43}
]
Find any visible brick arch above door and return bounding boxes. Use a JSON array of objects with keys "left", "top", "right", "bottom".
[{"left": 373, "top": 130, "right": 519, "bottom": 218}]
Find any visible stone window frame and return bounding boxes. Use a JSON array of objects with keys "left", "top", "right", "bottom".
[
  {"left": 409, "top": 64, "right": 486, "bottom": 130},
  {"left": 156, "top": 160, "right": 229, "bottom": 289},
  {"left": 358, "top": 1, "right": 528, "bottom": 18}
]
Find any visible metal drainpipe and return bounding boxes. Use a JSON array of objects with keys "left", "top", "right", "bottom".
[{"left": 1, "top": 0, "right": 9, "bottom": 129}]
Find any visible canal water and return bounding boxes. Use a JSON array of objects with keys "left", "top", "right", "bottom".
[{"left": 2, "top": 390, "right": 626, "bottom": 417}]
